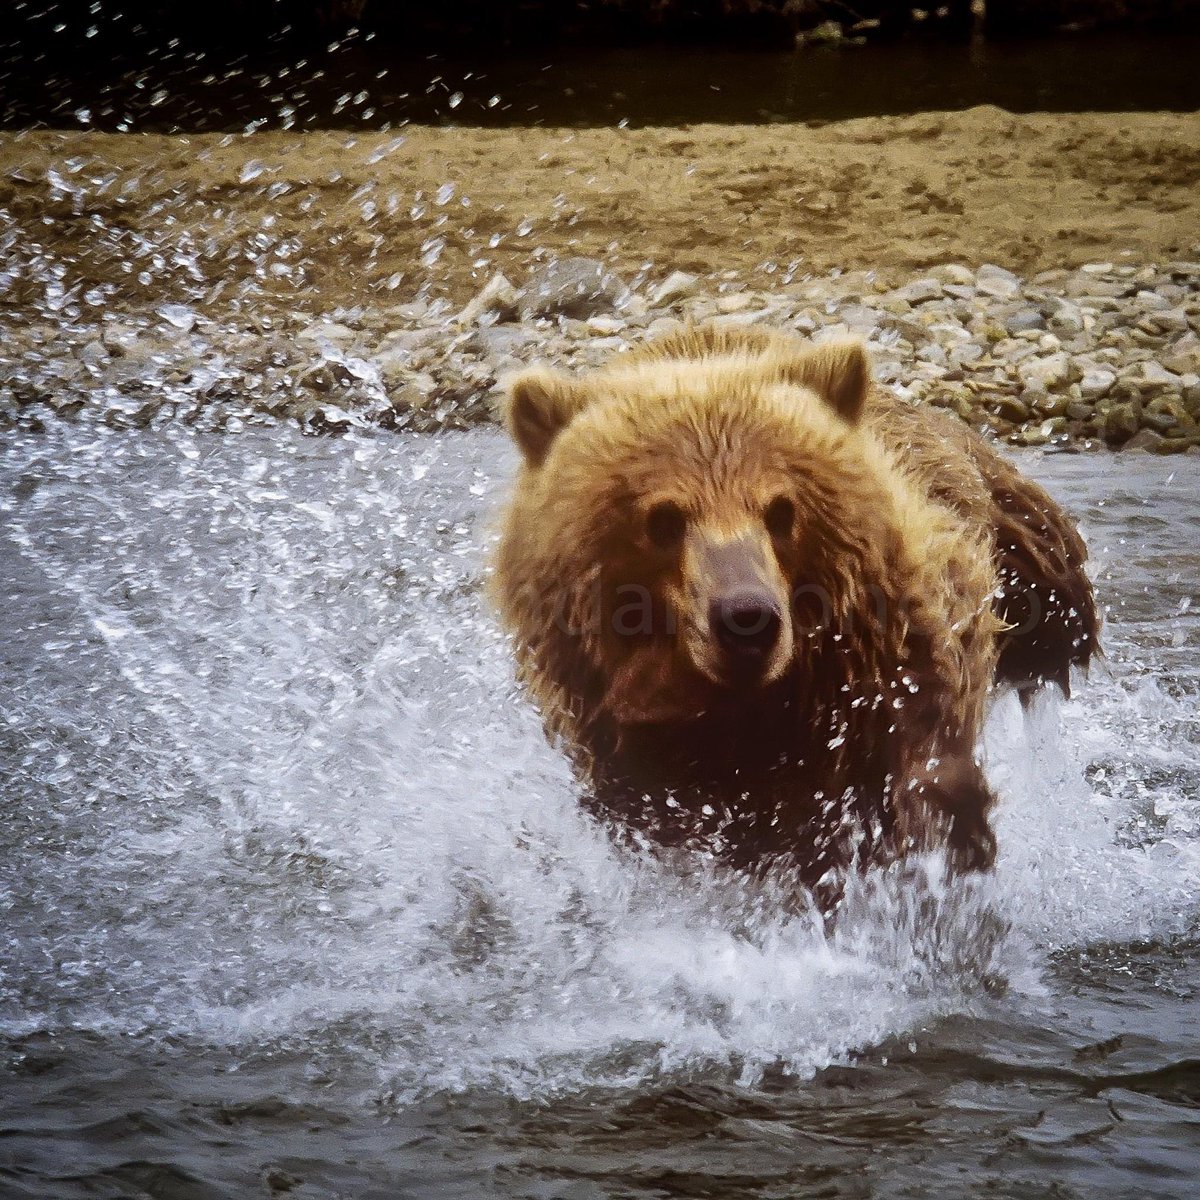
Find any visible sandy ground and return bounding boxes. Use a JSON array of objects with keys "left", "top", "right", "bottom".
[{"left": 1, "top": 106, "right": 1197, "bottom": 316}]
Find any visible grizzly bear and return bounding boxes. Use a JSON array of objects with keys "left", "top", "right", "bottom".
[{"left": 491, "top": 325, "right": 1098, "bottom": 895}]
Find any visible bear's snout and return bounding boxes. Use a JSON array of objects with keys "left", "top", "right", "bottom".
[
  {"left": 684, "top": 527, "right": 793, "bottom": 686},
  {"left": 710, "top": 591, "right": 782, "bottom": 665}
]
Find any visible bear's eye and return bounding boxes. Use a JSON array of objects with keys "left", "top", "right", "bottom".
[
  {"left": 764, "top": 495, "right": 796, "bottom": 539},
  {"left": 645, "top": 500, "right": 687, "bottom": 549}
]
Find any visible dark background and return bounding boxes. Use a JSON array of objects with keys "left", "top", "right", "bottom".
[{"left": 3, "top": 1, "right": 1200, "bottom": 130}]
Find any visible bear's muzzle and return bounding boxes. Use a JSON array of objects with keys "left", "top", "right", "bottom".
[{"left": 683, "top": 526, "right": 793, "bottom": 687}]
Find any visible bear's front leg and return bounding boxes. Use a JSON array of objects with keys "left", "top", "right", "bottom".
[{"left": 892, "top": 751, "right": 997, "bottom": 875}]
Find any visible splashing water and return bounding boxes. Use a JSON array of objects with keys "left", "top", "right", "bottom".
[{"left": 1, "top": 425, "right": 1197, "bottom": 1193}]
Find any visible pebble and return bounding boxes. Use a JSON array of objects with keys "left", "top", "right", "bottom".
[
  {"left": 5, "top": 261, "right": 1199, "bottom": 452},
  {"left": 297, "top": 321, "right": 360, "bottom": 349},
  {"left": 650, "top": 270, "right": 701, "bottom": 306},
  {"left": 585, "top": 316, "right": 626, "bottom": 336},
  {"left": 950, "top": 343, "right": 985, "bottom": 367},
  {"left": 894, "top": 278, "right": 944, "bottom": 304},
  {"left": 1019, "top": 352, "right": 1073, "bottom": 392},
  {"left": 929, "top": 264, "right": 976, "bottom": 287},
  {"left": 976, "top": 264, "right": 1022, "bottom": 300},
  {"left": 1005, "top": 309, "right": 1047, "bottom": 335},
  {"left": 996, "top": 395, "right": 1032, "bottom": 423},
  {"left": 100, "top": 323, "right": 141, "bottom": 356},
  {"left": 1080, "top": 368, "right": 1117, "bottom": 400},
  {"left": 1045, "top": 298, "right": 1086, "bottom": 337},
  {"left": 717, "top": 292, "right": 758, "bottom": 314},
  {"left": 80, "top": 340, "right": 108, "bottom": 367}
]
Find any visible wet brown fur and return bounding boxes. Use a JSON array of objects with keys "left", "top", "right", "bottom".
[{"left": 491, "top": 324, "right": 1099, "bottom": 894}]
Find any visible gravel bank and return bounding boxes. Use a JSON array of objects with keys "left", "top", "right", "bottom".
[
  {"left": 4, "top": 257, "right": 1199, "bottom": 452},
  {"left": 3, "top": 110, "right": 1198, "bottom": 450}
]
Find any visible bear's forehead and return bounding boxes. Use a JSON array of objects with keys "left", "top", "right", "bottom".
[
  {"left": 555, "top": 396, "right": 814, "bottom": 506},
  {"left": 567, "top": 372, "right": 826, "bottom": 466}
]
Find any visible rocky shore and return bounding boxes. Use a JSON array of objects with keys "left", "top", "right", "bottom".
[
  {"left": 4, "top": 256, "right": 1199, "bottom": 453},
  {"left": 3, "top": 113, "right": 1198, "bottom": 452}
]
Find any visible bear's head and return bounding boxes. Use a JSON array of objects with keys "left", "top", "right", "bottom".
[{"left": 497, "top": 335, "right": 891, "bottom": 732}]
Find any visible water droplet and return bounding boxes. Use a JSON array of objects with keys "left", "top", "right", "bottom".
[
  {"left": 240, "top": 160, "right": 266, "bottom": 184},
  {"left": 435, "top": 183, "right": 456, "bottom": 206},
  {"left": 367, "top": 136, "right": 407, "bottom": 165},
  {"left": 419, "top": 237, "right": 446, "bottom": 268},
  {"left": 448, "top": 92, "right": 463, "bottom": 109}
]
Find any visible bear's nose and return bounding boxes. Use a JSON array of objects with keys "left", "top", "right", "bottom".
[{"left": 710, "top": 592, "right": 782, "bottom": 662}]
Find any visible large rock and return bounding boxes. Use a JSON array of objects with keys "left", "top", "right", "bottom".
[
  {"left": 995, "top": 394, "right": 1032, "bottom": 423},
  {"left": 456, "top": 272, "right": 519, "bottom": 326},
  {"left": 1123, "top": 431, "right": 1199, "bottom": 454},
  {"left": 1121, "top": 428, "right": 1167, "bottom": 453},
  {"left": 1131, "top": 361, "right": 1183, "bottom": 394},
  {"left": 1143, "top": 396, "right": 1193, "bottom": 434},
  {"left": 1102, "top": 401, "right": 1141, "bottom": 446},
  {"left": 520, "top": 257, "right": 631, "bottom": 320}
]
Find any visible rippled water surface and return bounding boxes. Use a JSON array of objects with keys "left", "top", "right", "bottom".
[{"left": 1, "top": 426, "right": 1197, "bottom": 1199}]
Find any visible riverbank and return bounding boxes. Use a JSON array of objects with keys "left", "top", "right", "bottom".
[{"left": 2, "top": 108, "right": 1198, "bottom": 449}]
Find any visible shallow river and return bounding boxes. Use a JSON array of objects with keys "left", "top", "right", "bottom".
[{"left": 1, "top": 424, "right": 1197, "bottom": 1198}]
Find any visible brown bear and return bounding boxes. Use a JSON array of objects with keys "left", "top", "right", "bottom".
[{"left": 491, "top": 325, "right": 1098, "bottom": 896}]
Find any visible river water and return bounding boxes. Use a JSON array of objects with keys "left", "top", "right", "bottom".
[
  {"left": 1, "top": 423, "right": 1197, "bottom": 1198},
  {"left": 5, "top": 32, "right": 1200, "bottom": 131}
]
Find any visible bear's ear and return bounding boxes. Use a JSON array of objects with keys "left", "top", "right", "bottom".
[
  {"left": 782, "top": 338, "right": 871, "bottom": 425},
  {"left": 505, "top": 369, "right": 587, "bottom": 467}
]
